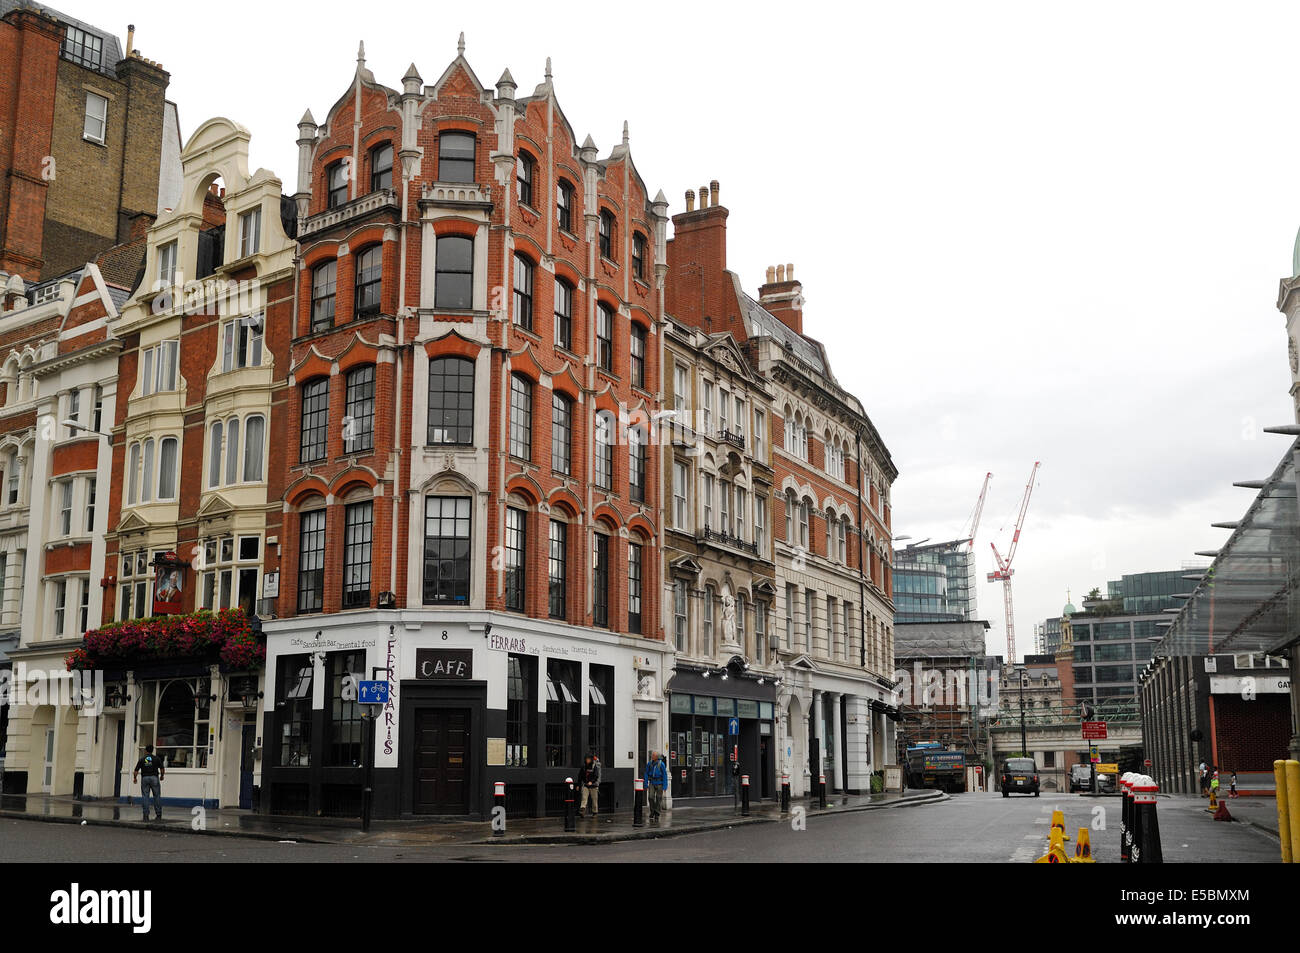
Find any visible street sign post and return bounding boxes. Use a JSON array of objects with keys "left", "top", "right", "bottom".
[{"left": 358, "top": 680, "right": 389, "bottom": 706}]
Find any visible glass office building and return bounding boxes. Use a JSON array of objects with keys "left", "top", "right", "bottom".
[{"left": 893, "top": 539, "right": 978, "bottom": 624}]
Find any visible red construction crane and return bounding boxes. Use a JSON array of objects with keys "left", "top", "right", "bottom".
[
  {"left": 987, "top": 461, "right": 1041, "bottom": 664},
  {"left": 964, "top": 472, "right": 993, "bottom": 549}
]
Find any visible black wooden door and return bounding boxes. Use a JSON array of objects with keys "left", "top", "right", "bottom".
[{"left": 413, "top": 708, "right": 470, "bottom": 814}]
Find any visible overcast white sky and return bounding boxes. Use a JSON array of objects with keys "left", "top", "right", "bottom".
[{"left": 87, "top": 0, "right": 1299, "bottom": 659}]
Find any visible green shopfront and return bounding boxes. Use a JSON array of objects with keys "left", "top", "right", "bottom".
[{"left": 667, "top": 670, "right": 776, "bottom": 800}]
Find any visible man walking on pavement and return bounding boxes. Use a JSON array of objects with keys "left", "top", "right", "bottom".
[
  {"left": 577, "top": 752, "right": 601, "bottom": 817},
  {"left": 132, "top": 745, "right": 165, "bottom": 821},
  {"left": 645, "top": 750, "right": 668, "bottom": 821}
]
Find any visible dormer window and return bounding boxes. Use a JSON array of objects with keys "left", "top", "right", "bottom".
[
  {"left": 438, "top": 132, "right": 476, "bottom": 183},
  {"left": 62, "top": 27, "right": 103, "bottom": 69},
  {"left": 238, "top": 207, "right": 261, "bottom": 258}
]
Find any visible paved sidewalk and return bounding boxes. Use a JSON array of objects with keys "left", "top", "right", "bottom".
[{"left": 0, "top": 788, "right": 945, "bottom": 847}]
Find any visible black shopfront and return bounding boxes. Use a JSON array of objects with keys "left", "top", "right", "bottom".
[{"left": 667, "top": 668, "right": 777, "bottom": 800}]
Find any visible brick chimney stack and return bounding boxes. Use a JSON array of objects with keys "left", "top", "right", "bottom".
[
  {"left": 758, "top": 261, "right": 803, "bottom": 335},
  {"left": 665, "top": 178, "right": 729, "bottom": 330}
]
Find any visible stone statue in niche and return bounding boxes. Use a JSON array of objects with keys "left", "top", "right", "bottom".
[{"left": 721, "top": 583, "right": 737, "bottom": 644}]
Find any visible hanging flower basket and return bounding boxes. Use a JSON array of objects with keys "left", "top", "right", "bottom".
[{"left": 66, "top": 608, "right": 266, "bottom": 672}]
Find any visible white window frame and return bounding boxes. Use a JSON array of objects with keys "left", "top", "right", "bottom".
[
  {"left": 239, "top": 206, "right": 262, "bottom": 258},
  {"left": 83, "top": 92, "right": 107, "bottom": 144}
]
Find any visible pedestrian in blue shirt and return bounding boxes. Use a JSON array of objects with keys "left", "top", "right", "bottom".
[{"left": 644, "top": 750, "right": 668, "bottom": 820}]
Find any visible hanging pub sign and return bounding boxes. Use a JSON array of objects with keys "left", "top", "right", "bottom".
[{"left": 152, "top": 552, "right": 189, "bottom": 615}]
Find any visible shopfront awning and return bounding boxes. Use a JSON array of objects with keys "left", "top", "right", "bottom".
[
  {"left": 667, "top": 669, "right": 776, "bottom": 702},
  {"left": 870, "top": 700, "right": 902, "bottom": 721},
  {"left": 1157, "top": 439, "right": 1300, "bottom": 658}
]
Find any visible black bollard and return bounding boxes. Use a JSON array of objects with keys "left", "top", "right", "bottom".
[
  {"left": 742, "top": 775, "right": 750, "bottom": 816},
  {"left": 781, "top": 773, "right": 790, "bottom": 814},
  {"left": 563, "top": 777, "right": 576, "bottom": 832},
  {"left": 1129, "top": 781, "right": 1145, "bottom": 863},
  {"left": 633, "top": 778, "right": 645, "bottom": 828},
  {"left": 1134, "top": 781, "right": 1162, "bottom": 863},
  {"left": 493, "top": 781, "right": 506, "bottom": 837},
  {"left": 818, "top": 773, "right": 827, "bottom": 810}
]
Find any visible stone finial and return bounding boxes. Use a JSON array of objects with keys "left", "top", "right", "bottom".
[
  {"left": 299, "top": 108, "right": 317, "bottom": 129},
  {"left": 545, "top": 56, "right": 553, "bottom": 81},
  {"left": 496, "top": 68, "right": 516, "bottom": 98},
  {"left": 357, "top": 41, "right": 365, "bottom": 66},
  {"left": 458, "top": 32, "right": 465, "bottom": 56},
  {"left": 686, "top": 189, "right": 696, "bottom": 212},
  {"left": 622, "top": 120, "right": 629, "bottom": 147}
]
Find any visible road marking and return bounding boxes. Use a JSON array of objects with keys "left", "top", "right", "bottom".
[{"left": 1033, "top": 816, "right": 1049, "bottom": 824}]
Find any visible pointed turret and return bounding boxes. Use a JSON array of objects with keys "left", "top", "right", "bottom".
[{"left": 496, "top": 68, "right": 516, "bottom": 100}]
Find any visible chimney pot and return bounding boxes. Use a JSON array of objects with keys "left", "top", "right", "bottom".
[
  {"left": 765, "top": 266, "right": 775, "bottom": 284},
  {"left": 710, "top": 180, "right": 719, "bottom": 206},
  {"left": 700, "top": 185, "right": 710, "bottom": 209},
  {"left": 786, "top": 262, "right": 795, "bottom": 281},
  {"left": 776, "top": 264, "right": 785, "bottom": 282},
  {"left": 685, "top": 189, "right": 695, "bottom": 212}
]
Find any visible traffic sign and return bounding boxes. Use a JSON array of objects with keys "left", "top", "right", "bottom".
[
  {"left": 1096, "top": 762, "right": 1118, "bottom": 774},
  {"left": 728, "top": 717, "right": 740, "bottom": 736},
  {"left": 358, "top": 680, "right": 389, "bottom": 705},
  {"left": 1089, "top": 745, "right": 1100, "bottom": 764},
  {"left": 1082, "top": 721, "right": 1108, "bottom": 740},
  {"left": 1144, "top": 759, "right": 1152, "bottom": 768}
]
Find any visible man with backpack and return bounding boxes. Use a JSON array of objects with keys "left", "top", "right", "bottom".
[
  {"left": 645, "top": 750, "right": 669, "bottom": 821},
  {"left": 132, "top": 745, "right": 165, "bottom": 822},
  {"left": 577, "top": 752, "right": 601, "bottom": 817}
]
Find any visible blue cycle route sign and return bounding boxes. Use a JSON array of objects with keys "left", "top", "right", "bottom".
[
  {"left": 728, "top": 717, "right": 739, "bottom": 735},
  {"left": 358, "top": 680, "right": 389, "bottom": 705}
]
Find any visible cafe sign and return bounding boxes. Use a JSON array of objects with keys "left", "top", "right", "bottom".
[{"left": 416, "top": 649, "right": 473, "bottom": 680}]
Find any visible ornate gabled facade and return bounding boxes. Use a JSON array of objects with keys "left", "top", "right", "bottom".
[
  {"left": 19, "top": 117, "right": 298, "bottom": 809},
  {"left": 261, "top": 40, "right": 670, "bottom": 821},
  {"left": 664, "top": 186, "right": 900, "bottom": 797},
  {"left": 662, "top": 316, "right": 780, "bottom": 799},
  {"left": 0, "top": 261, "right": 124, "bottom": 796}
]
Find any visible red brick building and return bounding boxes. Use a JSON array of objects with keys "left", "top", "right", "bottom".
[
  {"left": 0, "top": 3, "right": 177, "bottom": 282},
  {"left": 261, "top": 42, "right": 671, "bottom": 820}
]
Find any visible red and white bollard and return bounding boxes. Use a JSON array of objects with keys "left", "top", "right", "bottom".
[
  {"left": 781, "top": 772, "right": 791, "bottom": 813},
  {"left": 493, "top": 780, "right": 506, "bottom": 836},
  {"left": 741, "top": 775, "right": 751, "bottom": 816},
  {"left": 633, "top": 777, "right": 645, "bottom": 828}
]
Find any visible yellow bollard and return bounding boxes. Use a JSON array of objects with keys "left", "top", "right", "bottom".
[
  {"left": 1274, "top": 761, "right": 1291, "bottom": 864},
  {"left": 1206, "top": 789, "right": 1218, "bottom": 813},
  {"left": 1071, "top": 827, "right": 1095, "bottom": 863},
  {"left": 1287, "top": 761, "right": 1300, "bottom": 866},
  {"left": 1050, "top": 808, "right": 1071, "bottom": 841}
]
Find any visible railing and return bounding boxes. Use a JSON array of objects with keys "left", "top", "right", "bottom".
[
  {"left": 718, "top": 429, "right": 745, "bottom": 451},
  {"left": 300, "top": 189, "right": 399, "bottom": 237},
  {"left": 702, "top": 526, "right": 759, "bottom": 555}
]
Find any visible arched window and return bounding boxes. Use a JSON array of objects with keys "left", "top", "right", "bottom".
[
  {"left": 369, "top": 142, "right": 393, "bottom": 192},
  {"left": 208, "top": 421, "right": 222, "bottom": 487},
  {"left": 128, "top": 442, "right": 141, "bottom": 504},
  {"left": 141, "top": 438, "right": 155, "bottom": 503},
  {"left": 300, "top": 378, "right": 329, "bottom": 463},
  {"left": 435, "top": 235, "right": 473, "bottom": 310},
  {"left": 158, "top": 437, "right": 178, "bottom": 499},
  {"left": 428, "top": 356, "right": 474, "bottom": 445},
  {"left": 703, "top": 584, "right": 715, "bottom": 655},
  {"left": 825, "top": 507, "right": 834, "bottom": 556},
  {"left": 551, "top": 391, "right": 572, "bottom": 474},
  {"left": 516, "top": 151, "right": 535, "bottom": 207},
  {"left": 225, "top": 417, "right": 240, "bottom": 485},
  {"left": 509, "top": 373, "right": 532, "bottom": 460},
  {"left": 632, "top": 232, "right": 647, "bottom": 280},
  {"left": 556, "top": 179, "right": 575, "bottom": 232},
  {"left": 785, "top": 489, "right": 796, "bottom": 542},
  {"left": 599, "top": 209, "right": 615, "bottom": 259},
  {"left": 839, "top": 516, "right": 849, "bottom": 563},
  {"left": 628, "top": 424, "right": 646, "bottom": 503},
  {"left": 311, "top": 260, "right": 337, "bottom": 331},
  {"left": 553, "top": 278, "right": 573, "bottom": 350},
  {"left": 354, "top": 245, "right": 382, "bottom": 316},
  {"left": 594, "top": 411, "right": 614, "bottom": 489},
  {"left": 438, "top": 131, "right": 476, "bottom": 183},
  {"left": 243, "top": 415, "right": 265, "bottom": 481},
  {"left": 799, "top": 498, "right": 810, "bottom": 549}
]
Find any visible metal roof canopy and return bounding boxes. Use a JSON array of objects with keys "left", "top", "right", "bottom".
[{"left": 1157, "top": 439, "right": 1300, "bottom": 658}]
